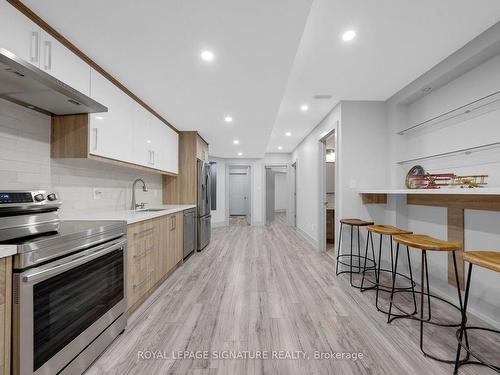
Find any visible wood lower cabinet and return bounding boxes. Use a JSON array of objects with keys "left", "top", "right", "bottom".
[
  {"left": 0, "top": 257, "right": 12, "bottom": 375},
  {"left": 127, "top": 212, "right": 183, "bottom": 312}
]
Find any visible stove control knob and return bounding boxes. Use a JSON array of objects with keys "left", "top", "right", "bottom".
[
  {"left": 47, "top": 193, "right": 57, "bottom": 201},
  {"left": 34, "top": 194, "right": 45, "bottom": 202}
]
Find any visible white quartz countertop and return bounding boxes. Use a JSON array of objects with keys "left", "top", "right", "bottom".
[
  {"left": 61, "top": 204, "right": 197, "bottom": 224},
  {"left": 359, "top": 188, "right": 500, "bottom": 195},
  {"left": 0, "top": 245, "right": 17, "bottom": 259}
]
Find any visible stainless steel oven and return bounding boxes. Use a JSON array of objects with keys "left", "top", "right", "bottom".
[
  {"left": 13, "top": 237, "right": 127, "bottom": 375},
  {"left": 0, "top": 190, "right": 128, "bottom": 375}
]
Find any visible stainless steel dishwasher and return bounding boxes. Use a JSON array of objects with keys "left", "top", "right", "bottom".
[{"left": 183, "top": 208, "right": 197, "bottom": 259}]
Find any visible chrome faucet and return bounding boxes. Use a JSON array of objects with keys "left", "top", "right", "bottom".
[{"left": 131, "top": 178, "right": 148, "bottom": 210}]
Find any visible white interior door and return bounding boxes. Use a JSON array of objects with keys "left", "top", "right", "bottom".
[{"left": 229, "top": 173, "right": 248, "bottom": 215}]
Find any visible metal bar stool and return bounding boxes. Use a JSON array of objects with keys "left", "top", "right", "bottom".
[
  {"left": 335, "top": 218, "right": 376, "bottom": 289},
  {"left": 389, "top": 233, "right": 469, "bottom": 364},
  {"left": 360, "top": 225, "right": 417, "bottom": 317},
  {"left": 454, "top": 251, "right": 500, "bottom": 374}
]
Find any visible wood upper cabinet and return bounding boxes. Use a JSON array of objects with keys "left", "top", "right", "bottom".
[
  {"left": 163, "top": 131, "right": 208, "bottom": 205},
  {"left": 0, "top": 1, "right": 41, "bottom": 65}
]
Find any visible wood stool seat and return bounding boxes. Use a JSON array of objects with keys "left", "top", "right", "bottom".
[
  {"left": 340, "top": 218, "right": 374, "bottom": 226},
  {"left": 393, "top": 233, "right": 461, "bottom": 252},
  {"left": 367, "top": 224, "right": 412, "bottom": 236},
  {"left": 463, "top": 251, "right": 500, "bottom": 273}
]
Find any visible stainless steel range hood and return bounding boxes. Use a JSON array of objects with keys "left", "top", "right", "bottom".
[{"left": 0, "top": 48, "right": 107, "bottom": 115}]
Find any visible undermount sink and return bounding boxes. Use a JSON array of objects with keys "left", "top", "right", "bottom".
[{"left": 137, "top": 208, "right": 167, "bottom": 212}]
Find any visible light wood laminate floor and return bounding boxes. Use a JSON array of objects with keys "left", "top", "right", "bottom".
[{"left": 86, "top": 216, "right": 499, "bottom": 375}]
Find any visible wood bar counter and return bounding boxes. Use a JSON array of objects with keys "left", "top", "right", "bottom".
[{"left": 360, "top": 189, "right": 500, "bottom": 289}]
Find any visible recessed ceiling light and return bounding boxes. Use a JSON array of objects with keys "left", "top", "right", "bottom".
[
  {"left": 422, "top": 87, "right": 432, "bottom": 93},
  {"left": 278, "top": 146, "right": 283, "bottom": 150},
  {"left": 300, "top": 104, "right": 309, "bottom": 112},
  {"left": 342, "top": 30, "right": 356, "bottom": 42},
  {"left": 237, "top": 152, "right": 243, "bottom": 156},
  {"left": 224, "top": 116, "right": 233, "bottom": 123},
  {"left": 146, "top": 140, "right": 151, "bottom": 144},
  {"left": 233, "top": 140, "right": 239, "bottom": 145},
  {"left": 201, "top": 50, "right": 215, "bottom": 61},
  {"left": 95, "top": 115, "right": 104, "bottom": 120},
  {"left": 285, "top": 132, "right": 292, "bottom": 137}
]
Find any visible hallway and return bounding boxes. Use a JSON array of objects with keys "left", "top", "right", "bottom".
[{"left": 87, "top": 218, "right": 497, "bottom": 375}]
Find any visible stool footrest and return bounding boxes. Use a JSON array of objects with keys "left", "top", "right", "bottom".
[{"left": 455, "top": 326, "right": 500, "bottom": 373}]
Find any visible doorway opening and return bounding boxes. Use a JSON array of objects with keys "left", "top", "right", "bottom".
[
  {"left": 264, "top": 165, "right": 288, "bottom": 225},
  {"left": 318, "top": 129, "right": 336, "bottom": 256},
  {"left": 228, "top": 165, "right": 251, "bottom": 226}
]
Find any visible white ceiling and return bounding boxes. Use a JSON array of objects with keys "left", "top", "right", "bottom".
[
  {"left": 267, "top": 0, "right": 500, "bottom": 153},
  {"left": 22, "top": 0, "right": 312, "bottom": 158},
  {"left": 22, "top": 0, "right": 500, "bottom": 157}
]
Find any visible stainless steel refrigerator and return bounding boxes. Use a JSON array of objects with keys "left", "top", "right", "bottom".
[{"left": 197, "top": 159, "right": 211, "bottom": 250}]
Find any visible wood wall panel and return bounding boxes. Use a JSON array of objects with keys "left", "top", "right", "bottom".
[
  {"left": 361, "top": 193, "right": 387, "bottom": 204},
  {"left": 447, "top": 208, "right": 465, "bottom": 290},
  {"left": 50, "top": 114, "right": 89, "bottom": 158},
  {"left": 163, "top": 132, "right": 198, "bottom": 205}
]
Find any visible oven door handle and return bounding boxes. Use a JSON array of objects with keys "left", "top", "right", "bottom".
[{"left": 22, "top": 238, "right": 127, "bottom": 284}]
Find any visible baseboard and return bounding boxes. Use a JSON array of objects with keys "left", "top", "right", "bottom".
[{"left": 296, "top": 227, "right": 318, "bottom": 250}]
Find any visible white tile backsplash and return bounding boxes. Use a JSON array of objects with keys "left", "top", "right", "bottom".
[{"left": 0, "top": 99, "right": 163, "bottom": 215}]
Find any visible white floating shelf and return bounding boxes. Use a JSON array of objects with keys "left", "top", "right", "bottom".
[
  {"left": 398, "top": 90, "right": 500, "bottom": 135},
  {"left": 359, "top": 188, "right": 500, "bottom": 195},
  {"left": 396, "top": 141, "right": 500, "bottom": 165}
]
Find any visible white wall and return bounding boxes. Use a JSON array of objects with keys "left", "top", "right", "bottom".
[
  {"left": 291, "top": 101, "right": 389, "bottom": 247},
  {"left": 387, "top": 52, "right": 500, "bottom": 327},
  {"left": 274, "top": 172, "right": 287, "bottom": 211},
  {"left": 209, "top": 153, "right": 291, "bottom": 226},
  {"left": 0, "top": 99, "right": 163, "bottom": 215}
]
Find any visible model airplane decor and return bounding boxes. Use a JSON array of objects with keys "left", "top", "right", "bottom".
[{"left": 405, "top": 165, "right": 488, "bottom": 189}]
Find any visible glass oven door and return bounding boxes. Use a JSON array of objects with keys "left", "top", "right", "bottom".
[{"left": 14, "top": 237, "right": 127, "bottom": 375}]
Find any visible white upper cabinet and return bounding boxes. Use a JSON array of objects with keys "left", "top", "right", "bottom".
[
  {"left": 40, "top": 30, "right": 91, "bottom": 96},
  {"left": 0, "top": 2, "right": 41, "bottom": 64},
  {"left": 0, "top": 3, "right": 91, "bottom": 96},
  {"left": 132, "top": 102, "right": 153, "bottom": 167},
  {"left": 89, "top": 69, "right": 134, "bottom": 162},
  {"left": 132, "top": 106, "right": 179, "bottom": 174},
  {"left": 154, "top": 118, "right": 179, "bottom": 174}
]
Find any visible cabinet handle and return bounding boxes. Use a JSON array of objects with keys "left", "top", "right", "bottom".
[
  {"left": 170, "top": 216, "right": 176, "bottom": 231},
  {"left": 43, "top": 40, "right": 52, "bottom": 70},
  {"left": 133, "top": 227, "right": 154, "bottom": 238},
  {"left": 92, "top": 128, "right": 98, "bottom": 152},
  {"left": 133, "top": 270, "right": 155, "bottom": 288},
  {"left": 30, "top": 31, "right": 39, "bottom": 63}
]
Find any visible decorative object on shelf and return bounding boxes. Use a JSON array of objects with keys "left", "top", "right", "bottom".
[
  {"left": 405, "top": 165, "right": 425, "bottom": 188},
  {"left": 405, "top": 165, "right": 488, "bottom": 189}
]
